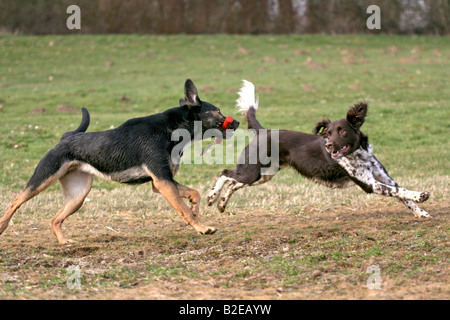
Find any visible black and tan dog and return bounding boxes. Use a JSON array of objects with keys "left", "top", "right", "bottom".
[
  {"left": 0, "top": 80, "right": 239, "bottom": 243},
  {"left": 207, "top": 80, "right": 431, "bottom": 218}
]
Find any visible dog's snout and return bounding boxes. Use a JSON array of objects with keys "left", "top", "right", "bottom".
[{"left": 231, "top": 119, "right": 240, "bottom": 129}]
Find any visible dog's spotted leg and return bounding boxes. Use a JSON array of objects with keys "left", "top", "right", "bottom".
[
  {"left": 153, "top": 178, "right": 217, "bottom": 235},
  {"left": 207, "top": 175, "right": 233, "bottom": 206},
  {"left": 372, "top": 183, "right": 430, "bottom": 203},
  {"left": 338, "top": 154, "right": 430, "bottom": 204},
  {"left": 216, "top": 174, "right": 274, "bottom": 212},
  {"left": 401, "top": 200, "right": 432, "bottom": 218},
  {"left": 218, "top": 179, "right": 246, "bottom": 213}
]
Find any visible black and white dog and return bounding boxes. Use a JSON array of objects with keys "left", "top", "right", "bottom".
[
  {"left": 0, "top": 80, "right": 239, "bottom": 243},
  {"left": 207, "top": 80, "right": 432, "bottom": 218}
]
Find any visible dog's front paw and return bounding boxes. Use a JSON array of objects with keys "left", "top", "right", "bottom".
[
  {"left": 217, "top": 197, "right": 229, "bottom": 213},
  {"left": 197, "top": 225, "right": 218, "bottom": 235},
  {"left": 419, "top": 212, "right": 433, "bottom": 219},
  {"left": 417, "top": 191, "right": 430, "bottom": 203},
  {"left": 207, "top": 190, "right": 220, "bottom": 206}
]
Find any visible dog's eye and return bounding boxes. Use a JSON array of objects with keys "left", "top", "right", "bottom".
[{"left": 339, "top": 129, "right": 346, "bottom": 135}]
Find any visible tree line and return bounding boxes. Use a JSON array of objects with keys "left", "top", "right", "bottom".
[{"left": 1, "top": 0, "right": 448, "bottom": 35}]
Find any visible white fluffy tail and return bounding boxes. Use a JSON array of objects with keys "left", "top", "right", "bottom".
[{"left": 236, "top": 80, "right": 259, "bottom": 117}]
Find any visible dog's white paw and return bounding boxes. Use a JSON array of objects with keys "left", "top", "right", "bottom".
[{"left": 207, "top": 190, "right": 220, "bottom": 206}]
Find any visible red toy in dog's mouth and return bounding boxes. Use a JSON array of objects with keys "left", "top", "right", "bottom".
[
  {"left": 222, "top": 116, "right": 234, "bottom": 129},
  {"left": 331, "top": 145, "right": 350, "bottom": 159}
]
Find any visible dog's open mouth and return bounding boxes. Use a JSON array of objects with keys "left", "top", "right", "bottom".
[
  {"left": 331, "top": 145, "right": 350, "bottom": 159},
  {"left": 202, "top": 117, "right": 238, "bottom": 156}
]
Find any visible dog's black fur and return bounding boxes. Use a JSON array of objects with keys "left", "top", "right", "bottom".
[
  {"left": 0, "top": 79, "right": 239, "bottom": 243},
  {"left": 208, "top": 84, "right": 431, "bottom": 218}
]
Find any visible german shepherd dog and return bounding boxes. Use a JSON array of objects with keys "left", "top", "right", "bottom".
[
  {"left": 0, "top": 80, "right": 239, "bottom": 243},
  {"left": 207, "top": 81, "right": 431, "bottom": 218}
]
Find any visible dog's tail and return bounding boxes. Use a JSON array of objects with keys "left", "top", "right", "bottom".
[
  {"left": 60, "top": 107, "right": 90, "bottom": 141},
  {"left": 236, "top": 80, "right": 264, "bottom": 131}
]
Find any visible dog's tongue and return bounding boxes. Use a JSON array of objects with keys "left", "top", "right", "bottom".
[
  {"left": 201, "top": 137, "right": 223, "bottom": 156},
  {"left": 201, "top": 117, "right": 233, "bottom": 156},
  {"left": 201, "top": 117, "right": 233, "bottom": 155},
  {"left": 332, "top": 145, "right": 350, "bottom": 159}
]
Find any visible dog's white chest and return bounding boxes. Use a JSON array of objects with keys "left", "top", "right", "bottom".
[{"left": 336, "top": 145, "right": 375, "bottom": 181}]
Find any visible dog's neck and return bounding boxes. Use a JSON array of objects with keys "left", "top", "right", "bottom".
[
  {"left": 165, "top": 106, "right": 199, "bottom": 135},
  {"left": 336, "top": 145, "right": 374, "bottom": 167}
]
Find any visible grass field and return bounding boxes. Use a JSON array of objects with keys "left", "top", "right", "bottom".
[{"left": 0, "top": 34, "right": 449, "bottom": 300}]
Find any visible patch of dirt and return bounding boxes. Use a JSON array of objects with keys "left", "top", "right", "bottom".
[
  {"left": 119, "top": 96, "right": 135, "bottom": 103},
  {"left": 257, "top": 86, "right": 275, "bottom": 93},
  {"left": 0, "top": 196, "right": 448, "bottom": 300},
  {"left": 305, "top": 57, "right": 327, "bottom": 70},
  {"left": 432, "top": 49, "right": 442, "bottom": 57},
  {"left": 237, "top": 47, "right": 251, "bottom": 55},
  {"left": 398, "top": 56, "right": 420, "bottom": 64},
  {"left": 167, "top": 56, "right": 182, "bottom": 61},
  {"left": 294, "top": 49, "right": 308, "bottom": 56},
  {"left": 302, "top": 85, "right": 316, "bottom": 92},
  {"left": 201, "top": 86, "right": 216, "bottom": 92},
  {"left": 29, "top": 108, "right": 47, "bottom": 114},
  {"left": 264, "top": 56, "right": 277, "bottom": 63},
  {"left": 348, "top": 84, "right": 363, "bottom": 90},
  {"left": 56, "top": 104, "right": 79, "bottom": 113},
  {"left": 227, "top": 69, "right": 242, "bottom": 74}
]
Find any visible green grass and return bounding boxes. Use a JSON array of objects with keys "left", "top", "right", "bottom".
[
  {"left": 0, "top": 34, "right": 449, "bottom": 300},
  {"left": 0, "top": 34, "right": 449, "bottom": 192}
]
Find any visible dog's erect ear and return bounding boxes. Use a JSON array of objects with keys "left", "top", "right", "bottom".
[
  {"left": 313, "top": 119, "right": 331, "bottom": 135},
  {"left": 347, "top": 102, "right": 368, "bottom": 129},
  {"left": 184, "top": 79, "right": 201, "bottom": 107}
]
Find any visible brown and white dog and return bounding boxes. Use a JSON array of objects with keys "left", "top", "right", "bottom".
[{"left": 207, "top": 80, "right": 432, "bottom": 218}]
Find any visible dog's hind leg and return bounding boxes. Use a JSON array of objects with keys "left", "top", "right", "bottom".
[
  {"left": 217, "top": 180, "right": 246, "bottom": 213},
  {"left": 0, "top": 188, "right": 38, "bottom": 235},
  {"left": 0, "top": 158, "right": 69, "bottom": 236},
  {"left": 217, "top": 174, "right": 275, "bottom": 213},
  {"left": 207, "top": 173, "right": 235, "bottom": 206},
  {"left": 51, "top": 170, "right": 93, "bottom": 244}
]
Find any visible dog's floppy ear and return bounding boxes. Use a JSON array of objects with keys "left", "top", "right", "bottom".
[
  {"left": 347, "top": 102, "right": 368, "bottom": 130},
  {"left": 184, "top": 79, "right": 201, "bottom": 107},
  {"left": 313, "top": 119, "right": 331, "bottom": 135}
]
